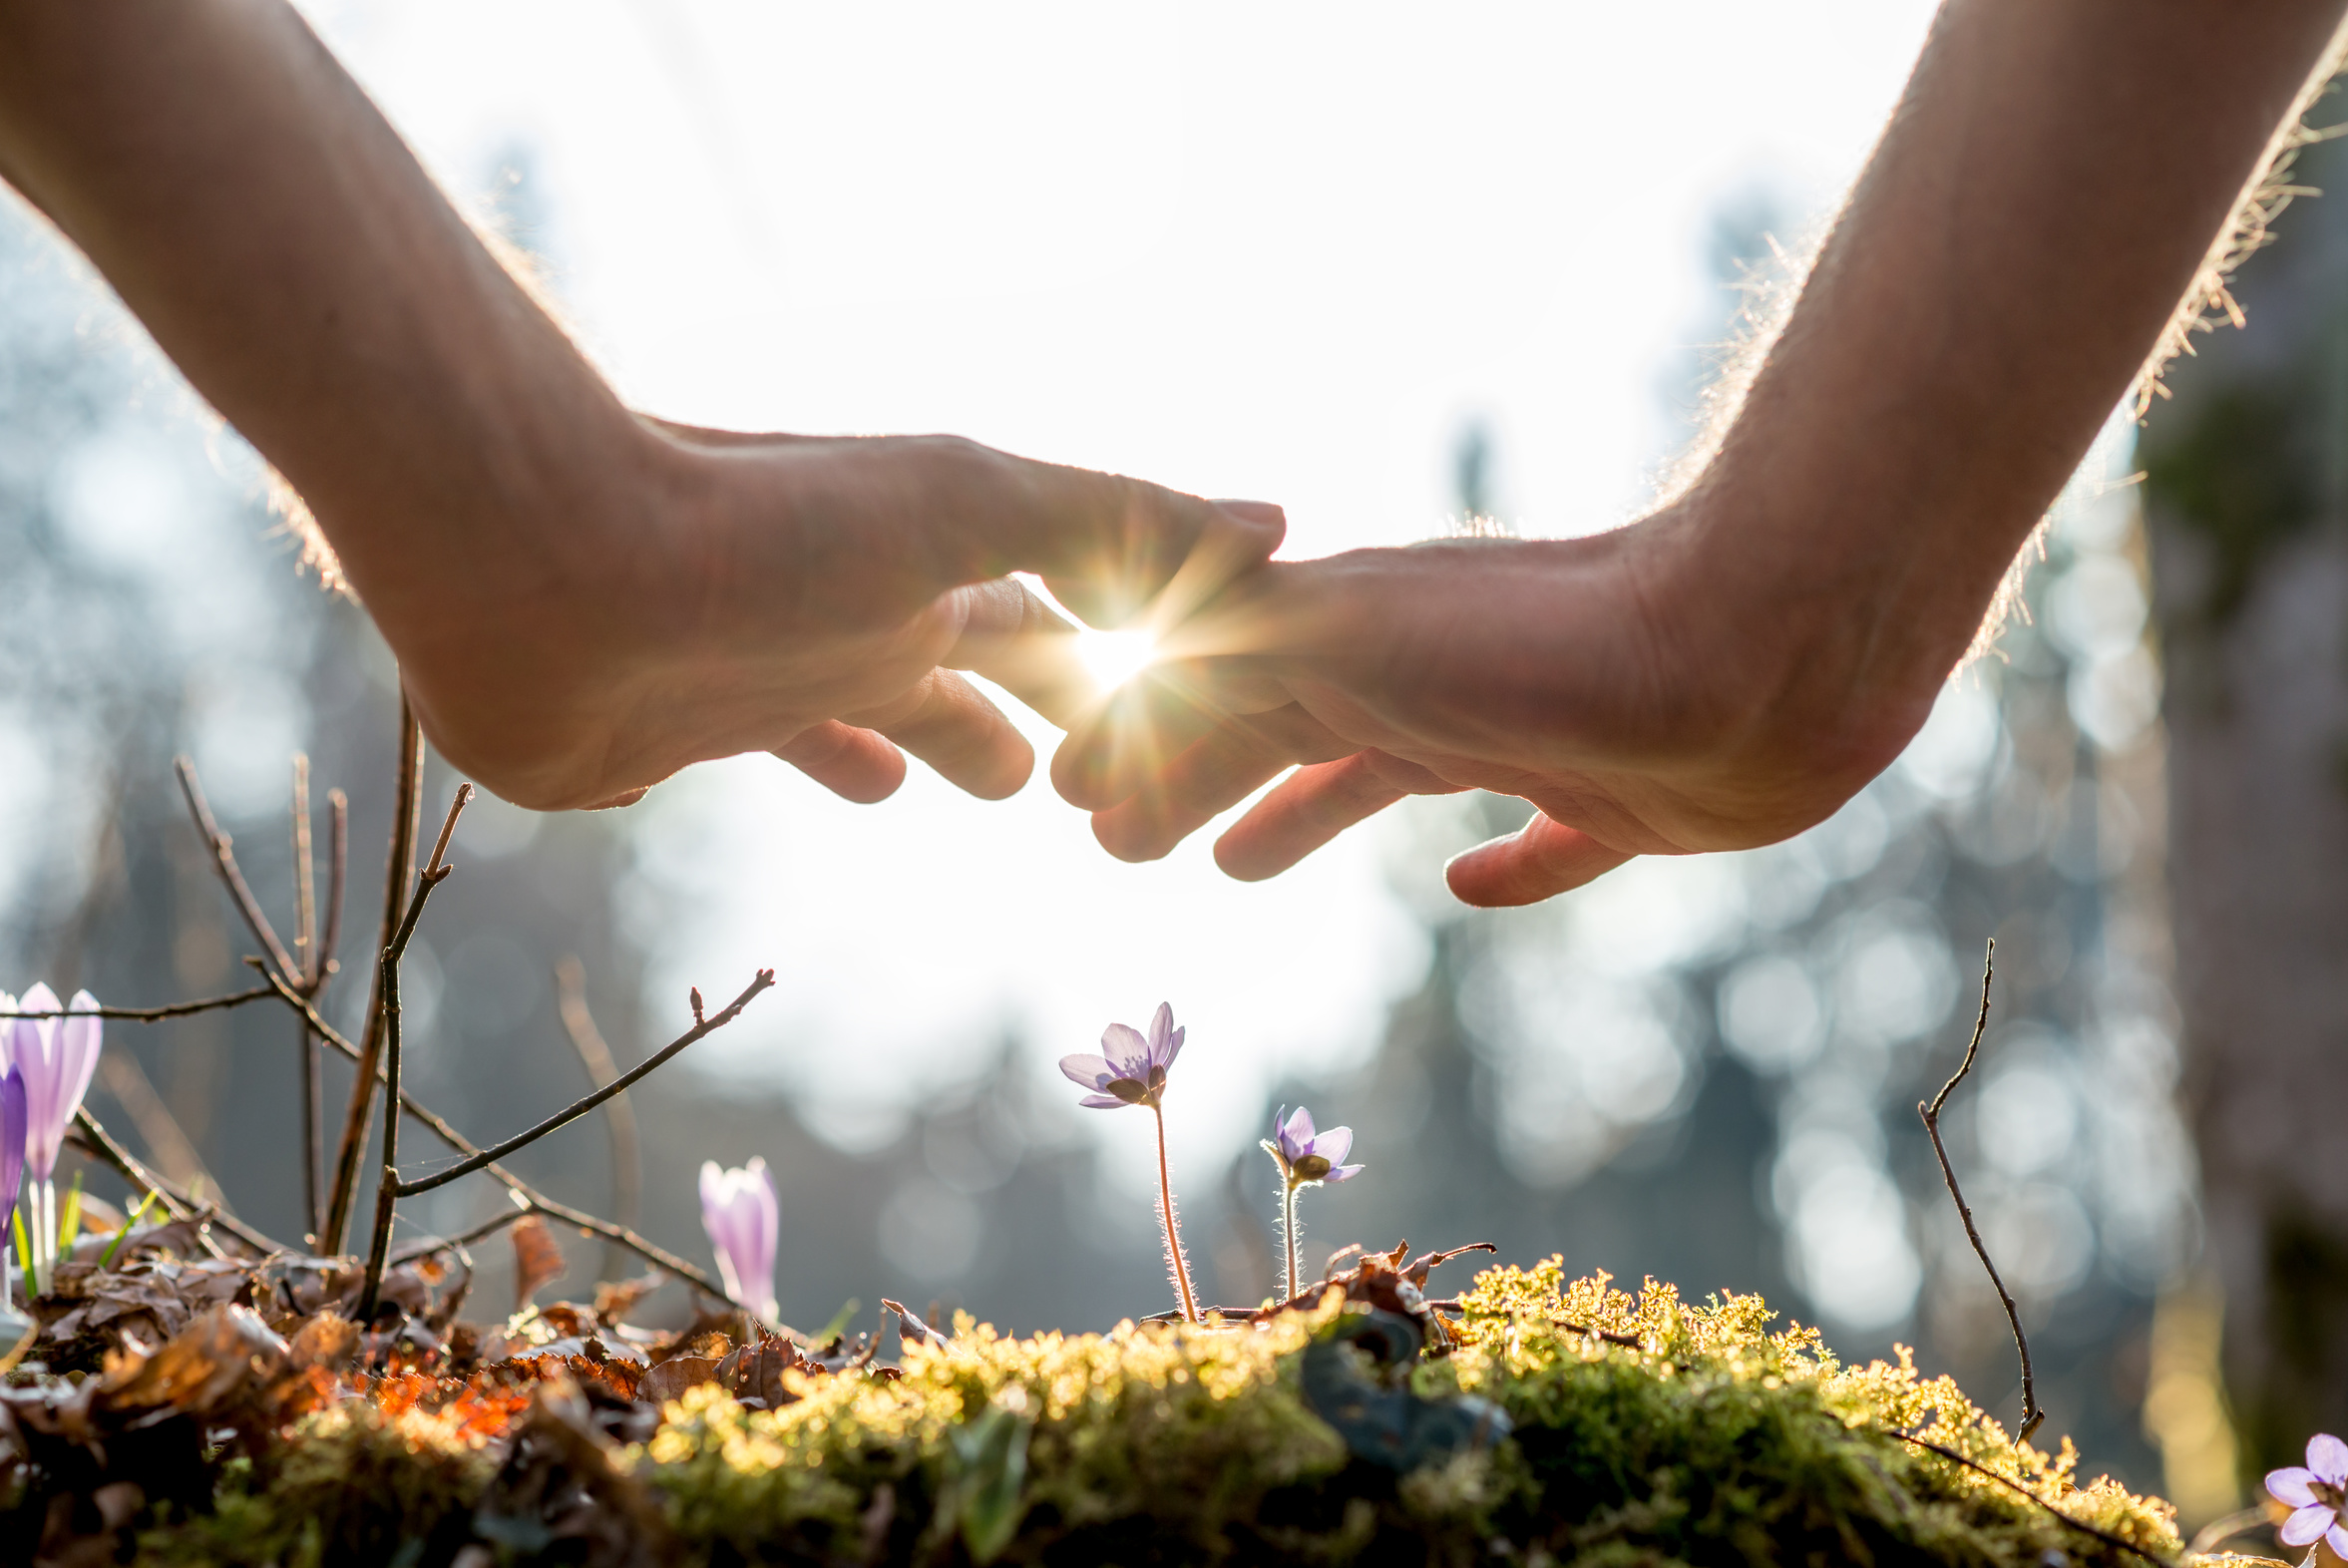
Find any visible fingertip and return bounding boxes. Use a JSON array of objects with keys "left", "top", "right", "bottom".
[
  {"left": 583, "top": 787, "right": 652, "bottom": 811},
  {"left": 1443, "top": 816, "right": 1634, "bottom": 906},
  {"left": 960, "top": 734, "right": 1036, "bottom": 802},
  {"left": 1092, "top": 809, "right": 1176, "bottom": 865},
  {"left": 1212, "top": 499, "right": 1288, "bottom": 554}
]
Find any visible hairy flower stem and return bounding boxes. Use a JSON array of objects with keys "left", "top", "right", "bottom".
[
  {"left": 1286, "top": 1173, "right": 1305, "bottom": 1296},
  {"left": 1149, "top": 1103, "right": 1199, "bottom": 1324}
]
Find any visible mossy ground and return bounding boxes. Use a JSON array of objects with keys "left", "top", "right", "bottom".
[{"left": 132, "top": 1261, "right": 2179, "bottom": 1567}]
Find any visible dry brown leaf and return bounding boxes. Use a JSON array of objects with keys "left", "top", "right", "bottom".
[{"left": 511, "top": 1215, "right": 566, "bottom": 1312}]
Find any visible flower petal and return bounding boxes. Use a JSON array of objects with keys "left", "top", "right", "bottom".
[
  {"left": 1310, "top": 1125, "right": 1355, "bottom": 1167},
  {"left": 2282, "top": 1506, "right": 2336, "bottom": 1547},
  {"left": 1078, "top": 1094, "right": 1128, "bottom": 1110},
  {"left": 1160, "top": 1023, "right": 1185, "bottom": 1073},
  {"left": 1059, "top": 1053, "right": 1115, "bottom": 1089},
  {"left": 2311, "top": 1433, "right": 2348, "bottom": 1486},
  {"left": 2329, "top": 1522, "right": 2348, "bottom": 1563},
  {"left": 1280, "top": 1105, "right": 1316, "bottom": 1159},
  {"left": 2272, "top": 1469, "right": 2322, "bottom": 1508},
  {"left": 1326, "top": 1163, "right": 1366, "bottom": 1183},
  {"left": 1099, "top": 1023, "right": 1150, "bottom": 1076}
]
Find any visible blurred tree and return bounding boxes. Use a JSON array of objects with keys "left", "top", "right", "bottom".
[{"left": 2140, "top": 120, "right": 2348, "bottom": 1469}]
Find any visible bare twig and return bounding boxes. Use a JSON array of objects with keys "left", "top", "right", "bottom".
[
  {"left": 307, "top": 788, "right": 349, "bottom": 1244},
  {"left": 65, "top": 1109, "right": 288, "bottom": 1259},
  {"left": 1919, "top": 939, "right": 2044, "bottom": 1445},
  {"left": 319, "top": 788, "right": 349, "bottom": 982},
  {"left": 174, "top": 756, "right": 298, "bottom": 982},
  {"left": 388, "top": 1196, "right": 534, "bottom": 1267},
  {"left": 358, "top": 784, "right": 469, "bottom": 1321},
  {"left": 0, "top": 985, "right": 277, "bottom": 1022},
  {"left": 1890, "top": 1430, "right": 2166, "bottom": 1567},
  {"left": 391, "top": 969, "right": 774, "bottom": 1199},
  {"left": 291, "top": 755, "right": 316, "bottom": 983},
  {"left": 253, "top": 964, "right": 754, "bottom": 1310},
  {"left": 324, "top": 697, "right": 423, "bottom": 1253},
  {"left": 555, "top": 956, "right": 642, "bottom": 1279},
  {"left": 292, "top": 757, "right": 320, "bottom": 1240},
  {"left": 96, "top": 1050, "right": 216, "bottom": 1198}
]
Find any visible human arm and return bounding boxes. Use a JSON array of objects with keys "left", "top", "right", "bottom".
[
  {"left": 1063, "top": 0, "right": 2348, "bottom": 903},
  {"left": 0, "top": 0, "right": 1278, "bottom": 809}
]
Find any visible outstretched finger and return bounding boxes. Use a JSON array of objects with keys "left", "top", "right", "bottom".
[
  {"left": 773, "top": 721, "right": 909, "bottom": 804},
  {"left": 846, "top": 438, "right": 1287, "bottom": 625},
  {"left": 1443, "top": 814, "right": 1635, "bottom": 907},
  {"left": 847, "top": 667, "right": 1036, "bottom": 801},
  {"left": 1090, "top": 705, "right": 1360, "bottom": 863},
  {"left": 1214, "top": 750, "right": 1461, "bottom": 881}
]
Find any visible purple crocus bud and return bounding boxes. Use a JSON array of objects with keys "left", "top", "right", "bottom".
[
  {"left": 1059, "top": 1001, "right": 1185, "bottom": 1109},
  {"left": 1265, "top": 1105, "right": 1364, "bottom": 1186},
  {"left": 5, "top": 985, "right": 101, "bottom": 1184},
  {"left": 0, "top": 1067, "right": 24, "bottom": 1241},
  {"left": 699, "top": 1157, "right": 779, "bottom": 1323},
  {"left": 2269, "top": 1432, "right": 2348, "bottom": 1555}
]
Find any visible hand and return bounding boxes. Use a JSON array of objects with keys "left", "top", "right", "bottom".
[
  {"left": 390, "top": 420, "right": 1283, "bottom": 811},
  {"left": 1056, "top": 501, "right": 1939, "bottom": 906}
]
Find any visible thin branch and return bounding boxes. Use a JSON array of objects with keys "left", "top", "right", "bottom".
[
  {"left": 96, "top": 1050, "right": 216, "bottom": 1199},
  {"left": 555, "top": 956, "right": 642, "bottom": 1279},
  {"left": 293, "top": 758, "right": 320, "bottom": 1241},
  {"left": 65, "top": 1109, "right": 288, "bottom": 1258},
  {"left": 324, "top": 697, "right": 423, "bottom": 1253},
  {"left": 0, "top": 985, "right": 277, "bottom": 1022},
  {"left": 358, "top": 784, "right": 469, "bottom": 1320},
  {"left": 174, "top": 756, "right": 298, "bottom": 982},
  {"left": 252, "top": 964, "right": 753, "bottom": 1311},
  {"left": 391, "top": 969, "right": 774, "bottom": 1198},
  {"left": 291, "top": 755, "right": 316, "bottom": 983},
  {"left": 1890, "top": 1430, "right": 2166, "bottom": 1567},
  {"left": 389, "top": 1197, "right": 534, "bottom": 1267},
  {"left": 1918, "top": 939, "right": 2044, "bottom": 1445},
  {"left": 319, "top": 789, "right": 349, "bottom": 984}
]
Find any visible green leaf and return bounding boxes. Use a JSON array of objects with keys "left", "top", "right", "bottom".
[
  {"left": 813, "top": 1297, "right": 861, "bottom": 1347},
  {"left": 951, "top": 1402, "right": 1032, "bottom": 1565}
]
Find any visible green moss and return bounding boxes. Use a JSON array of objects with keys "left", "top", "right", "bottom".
[{"left": 117, "top": 1264, "right": 2180, "bottom": 1566}]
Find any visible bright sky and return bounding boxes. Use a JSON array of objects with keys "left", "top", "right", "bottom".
[{"left": 296, "top": 0, "right": 1942, "bottom": 1182}]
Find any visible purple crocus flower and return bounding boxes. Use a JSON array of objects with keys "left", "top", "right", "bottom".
[
  {"left": 699, "top": 1157, "right": 779, "bottom": 1324},
  {"left": 0, "top": 1068, "right": 23, "bottom": 1247},
  {"left": 6, "top": 983, "right": 100, "bottom": 1184},
  {"left": 2269, "top": 1433, "right": 2348, "bottom": 1555},
  {"left": 1264, "top": 1105, "right": 1365, "bottom": 1188},
  {"left": 1058, "top": 1002, "right": 1184, "bottom": 1110}
]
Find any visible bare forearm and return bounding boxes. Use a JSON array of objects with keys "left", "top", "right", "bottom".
[
  {"left": 0, "top": 0, "right": 654, "bottom": 624},
  {"left": 1700, "top": 0, "right": 2348, "bottom": 711}
]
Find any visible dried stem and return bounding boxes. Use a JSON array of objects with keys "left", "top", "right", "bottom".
[
  {"left": 1918, "top": 939, "right": 2044, "bottom": 1445},
  {"left": 1890, "top": 1430, "right": 2162, "bottom": 1567},
  {"left": 0, "top": 986, "right": 277, "bottom": 1022},
  {"left": 357, "top": 785, "right": 469, "bottom": 1321},
  {"left": 324, "top": 697, "right": 423, "bottom": 1253},
  {"left": 175, "top": 757, "right": 300, "bottom": 981},
  {"left": 252, "top": 966, "right": 749, "bottom": 1308},
  {"left": 292, "top": 757, "right": 319, "bottom": 1241},
  {"left": 65, "top": 1109, "right": 288, "bottom": 1258},
  {"left": 1150, "top": 1102, "right": 1200, "bottom": 1325},
  {"left": 555, "top": 956, "right": 642, "bottom": 1279},
  {"left": 388, "top": 1197, "right": 534, "bottom": 1267},
  {"left": 392, "top": 969, "right": 774, "bottom": 1199},
  {"left": 1281, "top": 1182, "right": 1302, "bottom": 1302}
]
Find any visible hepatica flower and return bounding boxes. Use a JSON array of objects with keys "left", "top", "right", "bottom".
[
  {"left": 4, "top": 984, "right": 100, "bottom": 1296},
  {"left": 1059, "top": 1002, "right": 1184, "bottom": 1110},
  {"left": 1260, "top": 1106, "right": 1364, "bottom": 1301},
  {"left": 2268, "top": 1432, "right": 2348, "bottom": 1556},
  {"left": 1061, "top": 1003, "right": 1200, "bottom": 1324},
  {"left": 699, "top": 1157, "right": 779, "bottom": 1325}
]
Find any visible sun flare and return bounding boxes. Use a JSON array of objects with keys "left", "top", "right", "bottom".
[{"left": 1074, "top": 628, "right": 1158, "bottom": 691}]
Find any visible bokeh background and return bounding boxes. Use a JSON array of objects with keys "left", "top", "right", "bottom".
[{"left": 5, "top": 0, "right": 2336, "bottom": 1524}]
